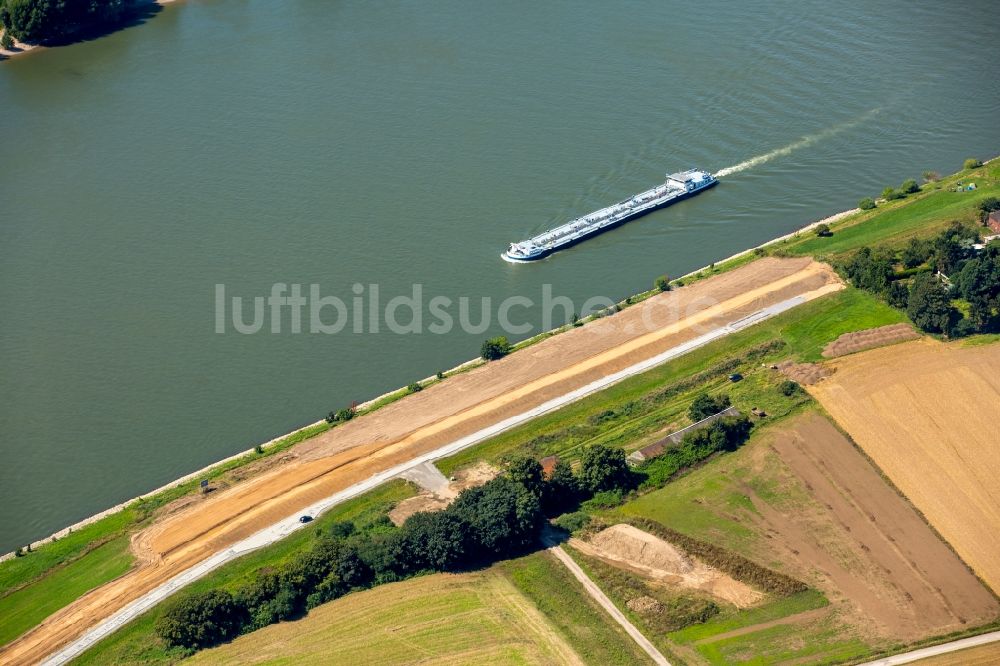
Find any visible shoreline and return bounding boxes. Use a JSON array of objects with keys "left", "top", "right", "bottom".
[
  {"left": 0, "top": 202, "right": 862, "bottom": 563},
  {"left": 0, "top": 0, "right": 178, "bottom": 60}
]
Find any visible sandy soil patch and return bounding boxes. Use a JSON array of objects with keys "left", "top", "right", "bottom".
[
  {"left": 571, "top": 524, "right": 763, "bottom": 608},
  {"left": 0, "top": 258, "right": 842, "bottom": 664},
  {"left": 389, "top": 462, "right": 497, "bottom": 526},
  {"left": 752, "top": 411, "right": 998, "bottom": 640},
  {"left": 821, "top": 323, "right": 920, "bottom": 358},
  {"left": 808, "top": 339, "right": 1000, "bottom": 594}
]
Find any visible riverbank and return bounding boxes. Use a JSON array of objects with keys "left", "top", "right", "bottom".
[
  {"left": 0, "top": 201, "right": 861, "bottom": 564},
  {"left": 0, "top": 0, "right": 178, "bottom": 59}
]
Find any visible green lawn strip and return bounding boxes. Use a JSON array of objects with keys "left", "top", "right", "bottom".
[
  {"left": 440, "top": 288, "right": 899, "bottom": 476},
  {"left": 498, "top": 551, "right": 654, "bottom": 666},
  {"left": 70, "top": 480, "right": 415, "bottom": 666},
  {"left": 0, "top": 508, "right": 138, "bottom": 598},
  {"left": 780, "top": 288, "right": 909, "bottom": 361},
  {"left": 781, "top": 163, "right": 999, "bottom": 259},
  {"left": 668, "top": 589, "right": 828, "bottom": 644},
  {"left": 694, "top": 618, "right": 870, "bottom": 666},
  {"left": 0, "top": 536, "right": 134, "bottom": 647}
]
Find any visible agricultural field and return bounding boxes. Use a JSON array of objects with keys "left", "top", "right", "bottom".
[
  {"left": 809, "top": 338, "right": 1000, "bottom": 593},
  {"left": 188, "top": 569, "right": 583, "bottom": 666},
  {"left": 591, "top": 410, "right": 999, "bottom": 664}
]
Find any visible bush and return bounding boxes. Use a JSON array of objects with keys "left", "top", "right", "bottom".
[
  {"left": 688, "top": 392, "right": 731, "bottom": 421},
  {"left": 654, "top": 275, "right": 671, "bottom": 292},
  {"left": 882, "top": 186, "right": 903, "bottom": 201},
  {"left": 156, "top": 590, "right": 246, "bottom": 650},
  {"left": 436, "top": 370, "right": 445, "bottom": 380},
  {"left": 901, "top": 238, "right": 932, "bottom": 269},
  {"left": 480, "top": 336, "right": 511, "bottom": 361},
  {"left": 578, "top": 444, "right": 633, "bottom": 494},
  {"left": 407, "top": 382, "right": 422, "bottom": 394},
  {"left": 326, "top": 407, "right": 355, "bottom": 424},
  {"left": 964, "top": 158, "right": 983, "bottom": 170},
  {"left": 900, "top": 179, "right": 920, "bottom": 195},
  {"left": 581, "top": 489, "right": 625, "bottom": 510},
  {"left": 858, "top": 197, "right": 876, "bottom": 211},
  {"left": 922, "top": 171, "right": 939, "bottom": 183},
  {"left": 814, "top": 223, "right": 832, "bottom": 237},
  {"left": 552, "top": 511, "right": 591, "bottom": 534},
  {"left": 886, "top": 281, "right": 910, "bottom": 309},
  {"left": 779, "top": 380, "right": 801, "bottom": 397}
]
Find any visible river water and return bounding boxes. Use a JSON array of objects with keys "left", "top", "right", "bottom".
[{"left": 1, "top": 0, "right": 998, "bottom": 551}]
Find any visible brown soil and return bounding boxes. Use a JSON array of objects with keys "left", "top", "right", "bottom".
[
  {"left": 0, "top": 257, "right": 841, "bottom": 665},
  {"left": 777, "top": 360, "right": 831, "bottom": 385},
  {"left": 626, "top": 596, "right": 664, "bottom": 615},
  {"left": 821, "top": 323, "right": 920, "bottom": 358},
  {"left": 571, "top": 524, "right": 764, "bottom": 608},
  {"left": 808, "top": 339, "right": 1000, "bottom": 595},
  {"left": 752, "top": 411, "right": 999, "bottom": 640},
  {"left": 389, "top": 463, "right": 497, "bottom": 526}
]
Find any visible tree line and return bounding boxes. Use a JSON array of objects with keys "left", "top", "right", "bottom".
[
  {"left": 838, "top": 219, "right": 1000, "bottom": 336},
  {"left": 1, "top": 0, "right": 126, "bottom": 45}
]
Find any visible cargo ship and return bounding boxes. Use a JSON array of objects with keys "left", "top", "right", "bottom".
[{"left": 502, "top": 169, "right": 717, "bottom": 262}]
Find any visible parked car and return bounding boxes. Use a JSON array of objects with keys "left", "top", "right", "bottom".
[{"left": 299, "top": 515, "right": 313, "bottom": 523}]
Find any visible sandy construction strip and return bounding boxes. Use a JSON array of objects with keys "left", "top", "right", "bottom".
[
  {"left": 809, "top": 340, "right": 1000, "bottom": 593},
  {"left": 1, "top": 258, "right": 840, "bottom": 665}
]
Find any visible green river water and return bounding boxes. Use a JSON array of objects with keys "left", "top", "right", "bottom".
[{"left": 1, "top": 0, "right": 998, "bottom": 550}]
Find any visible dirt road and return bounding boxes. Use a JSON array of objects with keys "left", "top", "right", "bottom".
[{"left": 1, "top": 257, "right": 840, "bottom": 665}]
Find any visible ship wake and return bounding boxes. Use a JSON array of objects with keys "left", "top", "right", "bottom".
[{"left": 715, "top": 107, "right": 881, "bottom": 178}]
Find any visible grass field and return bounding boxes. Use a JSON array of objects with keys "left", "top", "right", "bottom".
[
  {"left": 71, "top": 480, "right": 416, "bottom": 665},
  {"left": 439, "top": 287, "right": 902, "bottom": 475},
  {"left": 498, "top": 552, "right": 653, "bottom": 665},
  {"left": 0, "top": 536, "right": 133, "bottom": 647},
  {"left": 188, "top": 569, "right": 583, "bottom": 666},
  {"left": 780, "top": 161, "right": 999, "bottom": 258}
]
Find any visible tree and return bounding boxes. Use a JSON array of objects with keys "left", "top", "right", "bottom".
[
  {"left": 578, "top": 444, "right": 632, "bottom": 494},
  {"left": 964, "top": 158, "right": 983, "bottom": 170},
  {"left": 900, "top": 179, "right": 919, "bottom": 194},
  {"left": 543, "top": 460, "right": 580, "bottom": 515},
  {"left": 955, "top": 245, "right": 1000, "bottom": 330},
  {"left": 450, "top": 477, "right": 543, "bottom": 556},
  {"left": 480, "top": 336, "right": 511, "bottom": 361},
  {"left": 931, "top": 225, "right": 969, "bottom": 275},
  {"left": 858, "top": 197, "right": 876, "bottom": 211},
  {"left": 654, "top": 275, "right": 671, "bottom": 292},
  {"left": 906, "top": 273, "right": 954, "bottom": 333},
  {"left": 688, "top": 392, "right": 731, "bottom": 421},
  {"left": 407, "top": 382, "right": 422, "bottom": 393},
  {"left": 841, "top": 246, "right": 894, "bottom": 294},
  {"left": 400, "top": 511, "right": 469, "bottom": 571},
  {"left": 886, "top": 281, "right": 910, "bottom": 309},
  {"left": 326, "top": 407, "right": 355, "bottom": 424},
  {"left": 156, "top": 590, "right": 246, "bottom": 650},
  {"left": 779, "top": 380, "right": 800, "bottom": 397},
  {"left": 504, "top": 455, "right": 544, "bottom": 498},
  {"left": 1, "top": 29, "right": 13, "bottom": 50},
  {"left": 901, "top": 237, "right": 932, "bottom": 269},
  {"left": 814, "top": 223, "right": 832, "bottom": 237}
]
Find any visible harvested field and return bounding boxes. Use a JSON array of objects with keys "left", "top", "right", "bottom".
[
  {"left": 0, "top": 257, "right": 841, "bottom": 664},
  {"left": 776, "top": 360, "right": 831, "bottom": 384},
  {"left": 809, "top": 339, "right": 1000, "bottom": 593},
  {"left": 821, "top": 323, "right": 920, "bottom": 358},
  {"left": 758, "top": 412, "right": 999, "bottom": 640},
  {"left": 188, "top": 570, "right": 583, "bottom": 666},
  {"left": 571, "top": 524, "right": 763, "bottom": 607}
]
